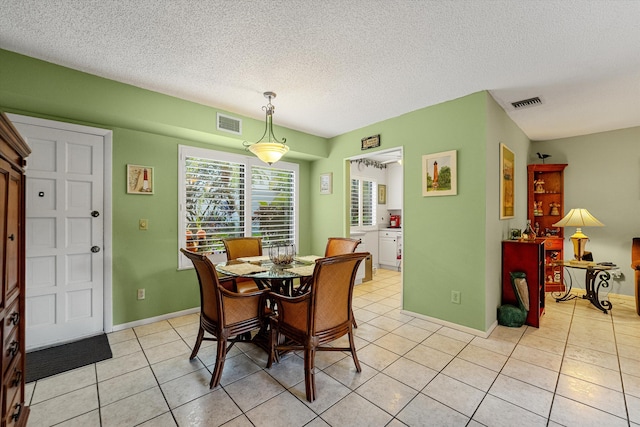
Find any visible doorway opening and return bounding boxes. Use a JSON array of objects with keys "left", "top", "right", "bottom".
[{"left": 346, "top": 147, "right": 403, "bottom": 278}]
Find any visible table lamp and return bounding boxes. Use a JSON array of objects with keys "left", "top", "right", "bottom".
[{"left": 553, "top": 208, "right": 604, "bottom": 264}]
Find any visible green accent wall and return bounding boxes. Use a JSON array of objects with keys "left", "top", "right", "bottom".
[
  {"left": 0, "top": 49, "right": 319, "bottom": 325},
  {"left": 1, "top": 48, "right": 538, "bottom": 332},
  {"left": 310, "top": 93, "right": 533, "bottom": 331},
  {"left": 312, "top": 93, "right": 491, "bottom": 330}
]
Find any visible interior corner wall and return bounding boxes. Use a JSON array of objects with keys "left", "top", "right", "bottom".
[
  {"left": 485, "top": 94, "right": 532, "bottom": 330},
  {"left": 532, "top": 126, "right": 640, "bottom": 297},
  {"left": 313, "top": 92, "right": 490, "bottom": 331},
  {"left": 0, "top": 48, "right": 318, "bottom": 325}
]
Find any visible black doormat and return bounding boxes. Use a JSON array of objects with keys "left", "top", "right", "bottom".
[{"left": 26, "top": 334, "right": 112, "bottom": 383}]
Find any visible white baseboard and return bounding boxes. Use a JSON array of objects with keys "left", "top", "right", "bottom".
[
  {"left": 111, "top": 306, "right": 200, "bottom": 332},
  {"left": 400, "top": 309, "right": 496, "bottom": 338}
]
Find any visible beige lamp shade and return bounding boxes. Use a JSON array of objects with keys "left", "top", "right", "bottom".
[
  {"left": 552, "top": 208, "right": 605, "bottom": 228},
  {"left": 553, "top": 208, "right": 604, "bottom": 263}
]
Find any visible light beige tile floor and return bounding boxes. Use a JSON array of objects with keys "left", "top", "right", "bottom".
[{"left": 25, "top": 269, "right": 640, "bottom": 426}]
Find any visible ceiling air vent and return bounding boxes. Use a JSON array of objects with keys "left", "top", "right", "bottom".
[
  {"left": 217, "top": 113, "right": 242, "bottom": 135},
  {"left": 511, "top": 97, "right": 542, "bottom": 110}
]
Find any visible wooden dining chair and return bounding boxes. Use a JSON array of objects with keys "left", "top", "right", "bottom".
[
  {"left": 222, "top": 237, "right": 263, "bottom": 293},
  {"left": 266, "top": 252, "right": 368, "bottom": 402},
  {"left": 325, "top": 237, "right": 360, "bottom": 257},
  {"left": 180, "top": 248, "right": 270, "bottom": 388},
  {"left": 325, "top": 237, "right": 361, "bottom": 328},
  {"left": 294, "top": 237, "right": 362, "bottom": 297}
]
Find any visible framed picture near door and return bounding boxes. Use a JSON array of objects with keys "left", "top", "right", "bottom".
[
  {"left": 500, "top": 143, "right": 515, "bottom": 219},
  {"left": 127, "top": 164, "right": 154, "bottom": 194}
]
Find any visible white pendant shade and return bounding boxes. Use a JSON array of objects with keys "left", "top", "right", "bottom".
[{"left": 248, "top": 142, "right": 289, "bottom": 165}]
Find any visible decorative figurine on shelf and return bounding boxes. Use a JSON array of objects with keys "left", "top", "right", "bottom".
[
  {"left": 534, "top": 201, "right": 543, "bottom": 216},
  {"left": 521, "top": 219, "right": 536, "bottom": 241},
  {"left": 544, "top": 227, "right": 560, "bottom": 237},
  {"left": 549, "top": 202, "right": 560, "bottom": 216},
  {"left": 534, "top": 179, "right": 545, "bottom": 193},
  {"left": 534, "top": 222, "right": 540, "bottom": 237}
]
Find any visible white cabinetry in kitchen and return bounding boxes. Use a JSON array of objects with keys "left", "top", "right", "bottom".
[
  {"left": 387, "top": 163, "right": 403, "bottom": 210},
  {"left": 379, "top": 229, "right": 401, "bottom": 270}
]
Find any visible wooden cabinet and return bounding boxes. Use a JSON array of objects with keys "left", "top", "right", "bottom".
[
  {"left": 527, "top": 164, "right": 567, "bottom": 292},
  {"left": 0, "top": 113, "right": 30, "bottom": 427},
  {"left": 386, "top": 163, "right": 402, "bottom": 210},
  {"left": 502, "top": 240, "right": 545, "bottom": 328}
]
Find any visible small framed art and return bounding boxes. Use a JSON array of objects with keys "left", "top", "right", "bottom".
[
  {"left": 422, "top": 150, "right": 457, "bottom": 196},
  {"left": 320, "top": 172, "right": 332, "bottom": 195},
  {"left": 127, "top": 164, "right": 154, "bottom": 194},
  {"left": 378, "top": 184, "right": 387, "bottom": 204},
  {"left": 500, "top": 143, "right": 515, "bottom": 219},
  {"left": 510, "top": 228, "right": 522, "bottom": 240}
]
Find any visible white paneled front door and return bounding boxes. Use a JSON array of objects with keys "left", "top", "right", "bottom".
[{"left": 11, "top": 117, "right": 110, "bottom": 350}]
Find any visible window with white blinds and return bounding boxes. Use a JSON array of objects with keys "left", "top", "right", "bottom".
[
  {"left": 251, "top": 165, "right": 295, "bottom": 246},
  {"left": 350, "top": 177, "right": 376, "bottom": 227},
  {"left": 178, "top": 145, "right": 298, "bottom": 268},
  {"left": 350, "top": 179, "right": 360, "bottom": 227}
]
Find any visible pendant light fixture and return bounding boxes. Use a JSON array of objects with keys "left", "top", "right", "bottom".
[{"left": 243, "top": 91, "right": 289, "bottom": 165}]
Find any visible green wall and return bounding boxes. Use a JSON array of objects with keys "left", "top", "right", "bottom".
[
  {"left": 312, "top": 92, "right": 492, "bottom": 330},
  {"left": 1, "top": 48, "right": 536, "bottom": 332},
  {"left": 0, "top": 49, "right": 320, "bottom": 325},
  {"left": 484, "top": 94, "right": 533, "bottom": 329}
]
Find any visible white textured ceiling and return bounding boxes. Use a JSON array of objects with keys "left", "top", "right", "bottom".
[{"left": 1, "top": 0, "right": 639, "bottom": 141}]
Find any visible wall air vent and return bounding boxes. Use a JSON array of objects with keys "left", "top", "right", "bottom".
[
  {"left": 511, "top": 97, "right": 542, "bottom": 110},
  {"left": 217, "top": 113, "right": 242, "bottom": 135}
]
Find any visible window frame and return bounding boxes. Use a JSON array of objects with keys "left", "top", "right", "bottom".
[
  {"left": 350, "top": 175, "right": 377, "bottom": 227},
  {"left": 178, "top": 145, "right": 299, "bottom": 269}
]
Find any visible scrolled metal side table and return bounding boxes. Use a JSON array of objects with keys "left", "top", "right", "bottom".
[{"left": 551, "top": 261, "right": 614, "bottom": 314}]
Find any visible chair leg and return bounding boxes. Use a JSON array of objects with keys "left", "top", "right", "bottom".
[
  {"left": 304, "top": 347, "right": 316, "bottom": 402},
  {"left": 266, "top": 325, "right": 277, "bottom": 368},
  {"left": 190, "top": 325, "right": 205, "bottom": 359},
  {"left": 348, "top": 330, "right": 361, "bottom": 372},
  {"left": 209, "top": 337, "right": 228, "bottom": 388},
  {"left": 352, "top": 309, "right": 358, "bottom": 328}
]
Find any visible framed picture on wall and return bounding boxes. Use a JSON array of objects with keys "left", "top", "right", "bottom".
[
  {"left": 422, "top": 150, "right": 457, "bottom": 196},
  {"left": 127, "top": 164, "right": 154, "bottom": 194},
  {"left": 378, "top": 184, "right": 387, "bottom": 204},
  {"left": 500, "top": 143, "right": 515, "bottom": 219},
  {"left": 320, "top": 172, "right": 332, "bottom": 195}
]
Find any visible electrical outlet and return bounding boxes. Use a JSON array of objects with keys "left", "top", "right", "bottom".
[
  {"left": 451, "top": 290, "right": 461, "bottom": 304},
  {"left": 139, "top": 219, "right": 148, "bottom": 230},
  {"left": 137, "top": 288, "right": 145, "bottom": 300}
]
